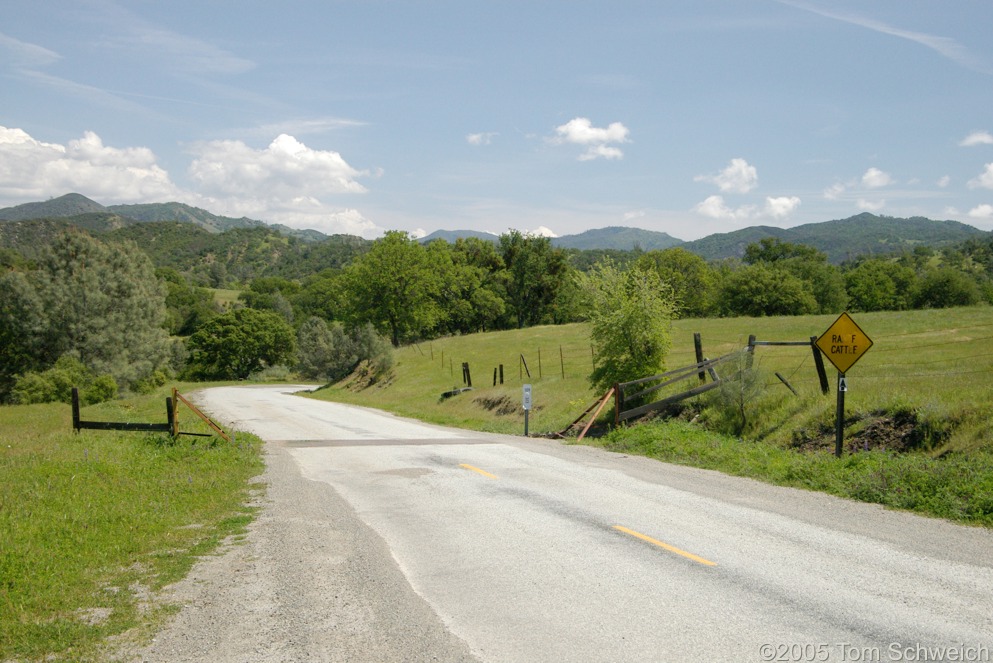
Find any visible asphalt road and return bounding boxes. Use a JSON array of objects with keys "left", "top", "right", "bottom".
[{"left": 160, "top": 385, "right": 993, "bottom": 663}]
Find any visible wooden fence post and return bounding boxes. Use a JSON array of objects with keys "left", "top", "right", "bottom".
[
  {"left": 811, "top": 336, "right": 830, "bottom": 394},
  {"left": 71, "top": 387, "right": 81, "bottom": 432},
  {"left": 613, "top": 383, "right": 621, "bottom": 427},
  {"left": 694, "top": 333, "right": 705, "bottom": 384}
]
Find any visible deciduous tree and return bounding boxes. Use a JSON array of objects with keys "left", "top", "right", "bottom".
[
  {"left": 499, "top": 230, "right": 570, "bottom": 328},
  {"left": 576, "top": 260, "right": 676, "bottom": 394},
  {"left": 186, "top": 308, "right": 296, "bottom": 379},
  {"left": 635, "top": 247, "right": 716, "bottom": 318},
  {"left": 341, "top": 231, "right": 441, "bottom": 346}
]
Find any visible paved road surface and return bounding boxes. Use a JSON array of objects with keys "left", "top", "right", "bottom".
[{"left": 130, "top": 385, "right": 993, "bottom": 663}]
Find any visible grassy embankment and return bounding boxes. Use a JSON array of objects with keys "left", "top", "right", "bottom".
[
  {"left": 309, "top": 306, "right": 993, "bottom": 526},
  {"left": 0, "top": 384, "right": 263, "bottom": 662}
]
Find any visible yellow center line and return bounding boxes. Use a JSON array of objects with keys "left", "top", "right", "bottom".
[
  {"left": 460, "top": 463, "right": 498, "bottom": 479},
  {"left": 613, "top": 525, "right": 717, "bottom": 567}
]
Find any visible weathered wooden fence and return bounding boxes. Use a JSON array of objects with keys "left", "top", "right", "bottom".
[
  {"left": 613, "top": 351, "right": 745, "bottom": 423},
  {"left": 71, "top": 387, "right": 230, "bottom": 441}
]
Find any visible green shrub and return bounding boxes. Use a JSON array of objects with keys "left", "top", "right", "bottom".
[
  {"left": 82, "top": 374, "right": 118, "bottom": 404},
  {"left": 297, "top": 318, "right": 394, "bottom": 384},
  {"left": 9, "top": 372, "right": 61, "bottom": 405},
  {"left": 10, "top": 356, "right": 117, "bottom": 405},
  {"left": 133, "top": 369, "right": 168, "bottom": 395},
  {"left": 351, "top": 322, "right": 395, "bottom": 381}
]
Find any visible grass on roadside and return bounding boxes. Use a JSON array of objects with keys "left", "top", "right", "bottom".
[
  {"left": 0, "top": 384, "right": 263, "bottom": 662},
  {"left": 588, "top": 419, "right": 993, "bottom": 527}
]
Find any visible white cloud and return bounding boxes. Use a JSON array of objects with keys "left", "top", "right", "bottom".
[
  {"left": 968, "top": 204, "right": 993, "bottom": 219},
  {"left": 693, "top": 195, "right": 754, "bottom": 220},
  {"left": 968, "top": 163, "right": 993, "bottom": 189},
  {"left": 273, "top": 207, "right": 381, "bottom": 238},
  {"left": 857, "top": 198, "right": 886, "bottom": 212},
  {"left": 693, "top": 193, "right": 800, "bottom": 221},
  {"left": 861, "top": 167, "right": 893, "bottom": 189},
  {"left": 960, "top": 131, "right": 993, "bottom": 147},
  {"left": 937, "top": 175, "right": 951, "bottom": 188},
  {"left": 530, "top": 226, "right": 558, "bottom": 238},
  {"left": 695, "top": 158, "right": 758, "bottom": 193},
  {"left": 0, "top": 125, "right": 179, "bottom": 202},
  {"left": 466, "top": 132, "right": 497, "bottom": 146},
  {"left": 580, "top": 145, "right": 624, "bottom": 161},
  {"left": 186, "top": 134, "right": 379, "bottom": 236},
  {"left": 552, "top": 117, "right": 629, "bottom": 160},
  {"left": 188, "top": 134, "right": 368, "bottom": 198},
  {"left": 764, "top": 196, "right": 801, "bottom": 219},
  {"left": 823, "top": 182, "right": 847, "bottom": 200},
  {"left": 410, "top": 228, "right": 428, "bottom": 239}
]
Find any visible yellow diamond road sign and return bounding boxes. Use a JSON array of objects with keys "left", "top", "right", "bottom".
[{"left": 816, "top": 312, "right": 873, "bottom": 374}]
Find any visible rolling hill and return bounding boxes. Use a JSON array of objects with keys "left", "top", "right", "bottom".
[
  {"left": 0, "top": 194, "right": 326, "bottom": 242},
  {"left": 2, "top": 194, "right": 989, "bottom": 262},
  {"left": 681, "top": 213, "right": 988, "bottom": 263}
]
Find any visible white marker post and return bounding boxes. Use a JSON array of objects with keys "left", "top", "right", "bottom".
[{"left": 522, "top": 384, "right": 532, "bottom": 436}]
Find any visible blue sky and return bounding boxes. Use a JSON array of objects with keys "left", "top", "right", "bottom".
[{"left": 2, "top": 1, "right": 993, "bottom": 240}]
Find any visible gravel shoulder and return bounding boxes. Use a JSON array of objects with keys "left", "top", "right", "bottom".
[{"left": 116, "top": 403, "right": 479, "bottom": 663}]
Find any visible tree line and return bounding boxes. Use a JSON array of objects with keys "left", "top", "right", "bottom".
[{"left": 3, "top": 224, "right": 993, "bottom": 405}]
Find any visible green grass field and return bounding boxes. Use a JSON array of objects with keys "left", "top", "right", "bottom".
[
  {"left": 209, "top": 287, "right": 242, "bottom": 309},
  {"left": 311, "top": 307, "right": 993, "bottom": 450},
  {"left": 0, "top": 384, "right": 262, "bottom": 662}
]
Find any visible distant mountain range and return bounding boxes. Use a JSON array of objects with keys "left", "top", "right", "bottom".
[
  {"left": 0, "top": 193, "right": 325, "bottom": 242},
  {"left": 420, "top": 215, "right": 988, "bottom": 262},
  {"left": 1, "top": 193, "right": 988, "bottom": 263}
]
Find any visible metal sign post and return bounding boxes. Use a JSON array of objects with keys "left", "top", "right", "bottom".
[
  {"left": 522, "top": 384, "right": 532, "bottom": 436},
  {"left": 816, "top": 313, "right": 873, "bottom": 457},
  {"left": 835, "top": 372, "right": 846, "bottom": 457}
]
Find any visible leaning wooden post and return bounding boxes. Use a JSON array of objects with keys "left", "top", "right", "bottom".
[
  {"left": 694, "top": 333, "right": 706, "bottom": 384},
  {"left": 811, "top": 336, "right": 830, "bottom": 395}
]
